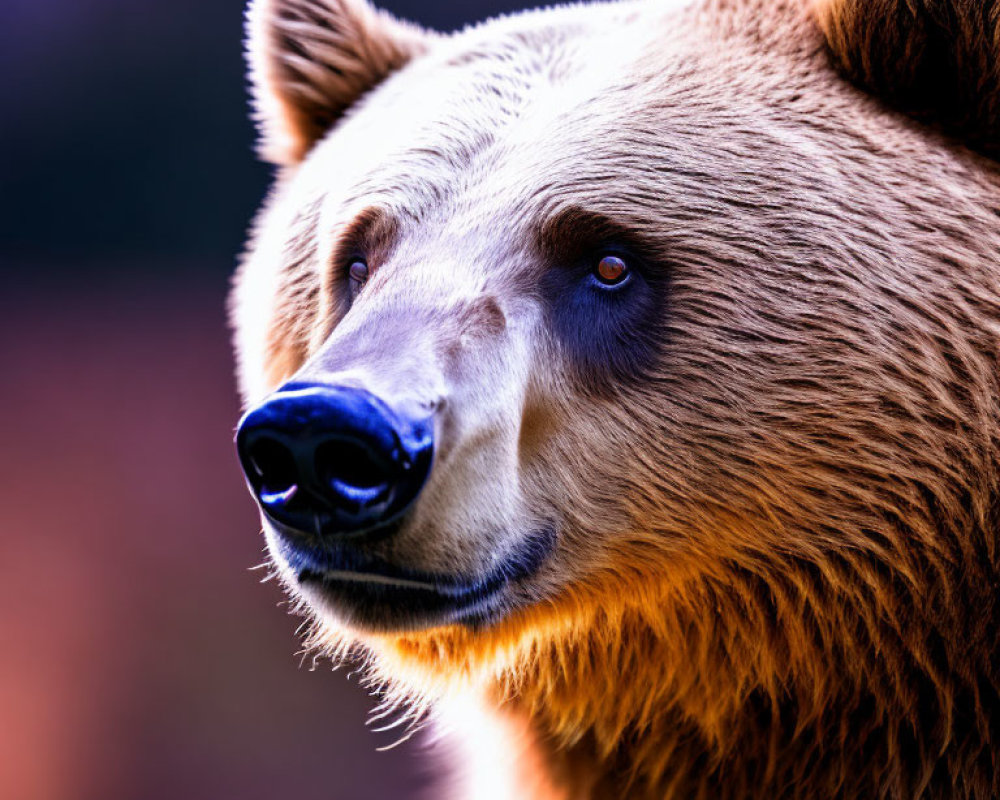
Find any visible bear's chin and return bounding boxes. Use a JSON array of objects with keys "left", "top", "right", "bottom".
[
  {"left": 266, "top": 519, "right": 559, "bottom": 634},
  {"left": 295, "top": 568, "right": 517, "bottom": 634}
]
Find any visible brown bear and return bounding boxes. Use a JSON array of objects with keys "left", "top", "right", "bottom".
[{"left": 230, "top": 0, "right": 1000, "bottom": 797}]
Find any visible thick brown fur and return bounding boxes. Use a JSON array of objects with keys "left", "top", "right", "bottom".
[{"left": 233, "top": 0, "right": 1000, "bottom": 797}]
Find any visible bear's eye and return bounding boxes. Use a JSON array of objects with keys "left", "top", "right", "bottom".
[
  {"left": 347, "top": 259, "right": 368, "bottom": 294},
  {"left": 593, "top": 254, "right": 630, "bottom": 287},
  {"left": 347, "top": 261, "right": 368, "bottom": 284}
]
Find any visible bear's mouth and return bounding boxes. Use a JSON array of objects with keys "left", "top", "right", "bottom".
[{"left": 267, "top": 522, "right": 556, "bottom": 631}]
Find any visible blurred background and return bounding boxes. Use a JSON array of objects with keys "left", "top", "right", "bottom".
[{"left": 0, "top": 1, "right": 534, "bottom": 798}]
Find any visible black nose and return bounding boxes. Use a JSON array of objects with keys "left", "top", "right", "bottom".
[{"left": 235, "top": 382, "right": 433, "bottom": 538}]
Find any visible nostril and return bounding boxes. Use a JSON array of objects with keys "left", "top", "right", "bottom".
[
  {"left": 315, "top": 439, "right": 392, "bottom": 491},
  {"left": 247, "top": 436, "right": 299, "bottom": 507}
]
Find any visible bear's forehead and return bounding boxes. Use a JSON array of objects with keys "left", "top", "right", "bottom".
[
  {"left": 292, "top": 4, "right": 698, "bottom": 225},
  {"left": 279, "top": 0, "right": 831, "bottom": 263}
]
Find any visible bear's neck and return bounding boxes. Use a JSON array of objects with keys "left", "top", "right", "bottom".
[
  {"left": 461, "top": 569, "right": 994, "bottom": 800},
  {"left": 383, "top": 545, "right": 996, "bottom": 799}
]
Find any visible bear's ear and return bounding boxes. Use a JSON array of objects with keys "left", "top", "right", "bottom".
[
  {"left": 814, "top": 0, "right": 1000, "bottom": 156},
  {"left": 246, "top": 0, "right": 432, "bottom": 165}
]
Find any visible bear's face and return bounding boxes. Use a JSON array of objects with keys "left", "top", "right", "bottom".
[
  {"left": 236, "top": 2, "right": 704, "bottom": 633},
  {"left": 234, "top": 0, "right": 1000, "bottom": 682}
]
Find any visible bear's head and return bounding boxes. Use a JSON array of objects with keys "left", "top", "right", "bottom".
[{"left": 232, "top": 0, "right": 1000, "bottom": 792}]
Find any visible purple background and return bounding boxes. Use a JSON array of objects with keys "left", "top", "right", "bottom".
[{"left": 0, "top": 1, "right": 534, "bottom": 798}]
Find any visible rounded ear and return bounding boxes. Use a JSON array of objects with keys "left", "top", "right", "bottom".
[
  {"left": 814, "top": 0, "right": 1000, "bottom": 157},
  {"left": 246, "top": 0, "right": 432, "bottom": 165}
]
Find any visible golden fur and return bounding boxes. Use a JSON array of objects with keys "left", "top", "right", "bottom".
[{"left": 233, "top": 0, "right": 1000, "bottom": 796}]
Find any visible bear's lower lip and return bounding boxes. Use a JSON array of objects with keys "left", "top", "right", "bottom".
[{"left": 267, "top": 522, "right": 556, "bottom": 631}]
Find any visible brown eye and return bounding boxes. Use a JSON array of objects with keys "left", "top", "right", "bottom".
[
  {"left": 348, "top": 260, "right": 369, "bottom": 285},
  {"left": 594, "top": 254, "right": 629, "bottom": 286}
]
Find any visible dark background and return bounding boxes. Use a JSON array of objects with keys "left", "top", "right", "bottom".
[{"left": 0, "top": 2, "right": 534, "bottom": 798}]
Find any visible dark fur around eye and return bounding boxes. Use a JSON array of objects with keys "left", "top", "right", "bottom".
[{"left": 540, "top": 250, "right": 666, "bottom": 392}]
